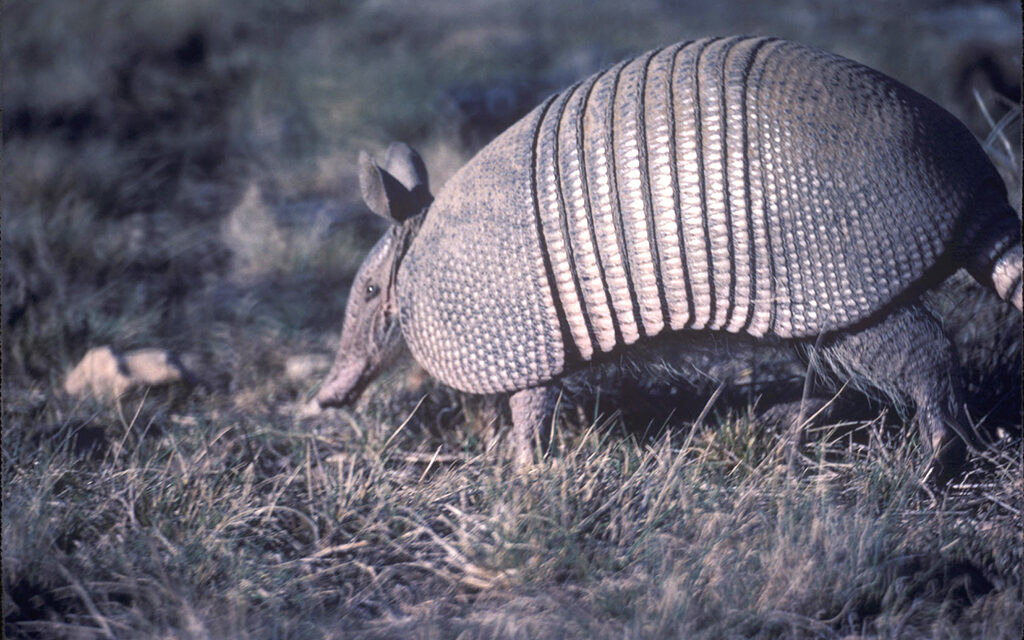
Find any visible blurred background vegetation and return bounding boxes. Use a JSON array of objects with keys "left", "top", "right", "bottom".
[
  {"left": 2, "top": 1, "right": 1021, "bottom": 638},
  {"left": 3, "top": 0, "right": 1021, "bottom": 389}
]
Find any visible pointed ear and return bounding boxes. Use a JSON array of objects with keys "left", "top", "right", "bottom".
[
  {"left": 359, "top": 150, "right": 415, "bottom": 223},
  {"left": 358, "top": 148, "right": 432, "bottom": 223},
  {"left": 383, "top": 142, "right": 430, "bottom": 195}
]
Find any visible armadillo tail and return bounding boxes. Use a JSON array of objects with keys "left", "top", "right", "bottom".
[
  {"left": 990, "top": 242, "right": 1023, "bottom": 311},
  {"left": 965, "top": 213, "right": 1023, "bottom": 311}
]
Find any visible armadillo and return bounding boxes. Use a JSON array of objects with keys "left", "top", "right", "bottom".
[{"left": 316, "top": 36, "right": 1022, "bottom": 476}]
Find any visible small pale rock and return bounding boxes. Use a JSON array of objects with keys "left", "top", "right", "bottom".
[
  {"left": 64, "top": 346, "right": 191, "bottom": 400},
  {"left": 285, "top": 354, "right": 332, "bottom": 381},
  {"left": 64, "top": 346, "right": 128, "bottom": 398},
  {"left": 124, "top": 349, "right": 186, "bottom": 386}
]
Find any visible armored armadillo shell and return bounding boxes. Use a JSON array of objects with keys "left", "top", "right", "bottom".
[{"left": 398, "top": 36, "right": 1004, "bottom": 395}]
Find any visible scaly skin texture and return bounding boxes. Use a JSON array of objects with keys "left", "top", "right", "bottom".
[
  {"left": 397, "top": 36, "right": 1018, "bottom": 396},
  {"left": 320, "top": 37, "right": 1022, "bottom": 479}
]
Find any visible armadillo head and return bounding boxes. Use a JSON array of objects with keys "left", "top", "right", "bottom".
[{"left": 317, "top": 143, "right": 431, "bottom": 409}]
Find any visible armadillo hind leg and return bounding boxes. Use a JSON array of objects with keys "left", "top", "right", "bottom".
[
  {"left": 812, "top": 304, "right": 972, "bottom": 483},
  {"left": 510, "top": 385, "right": 561, "bottom": 470}
]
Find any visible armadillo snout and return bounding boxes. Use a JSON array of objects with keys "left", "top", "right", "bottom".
[{"left": 316, "top": 357, "right": 368, "bottom": 408}]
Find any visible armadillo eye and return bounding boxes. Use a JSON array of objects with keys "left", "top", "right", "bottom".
[{"left": 365, "top": 284, "right": 380, "bottom": 300}]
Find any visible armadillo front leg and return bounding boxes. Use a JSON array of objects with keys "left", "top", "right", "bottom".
[{"left": 509, "top": 385, "right": 561, "bottom": 469}]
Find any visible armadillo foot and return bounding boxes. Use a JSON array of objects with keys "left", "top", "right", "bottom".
[
  {"left": 509, "top": 385, "right": 560, "bottom": 470},
  {"left": 925, "top": 430, "right": 967, "bottom": 488},
  {"left": 920, "top": 411, "right": 970, "bottom": 488}
]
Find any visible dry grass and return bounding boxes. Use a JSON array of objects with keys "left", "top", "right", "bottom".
[
  {"left": 3, "top": 0, "right": 1021, "bottom": 638},
  {"left": 3, "top": 391, "right": 1021, "bottom": 638}
]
